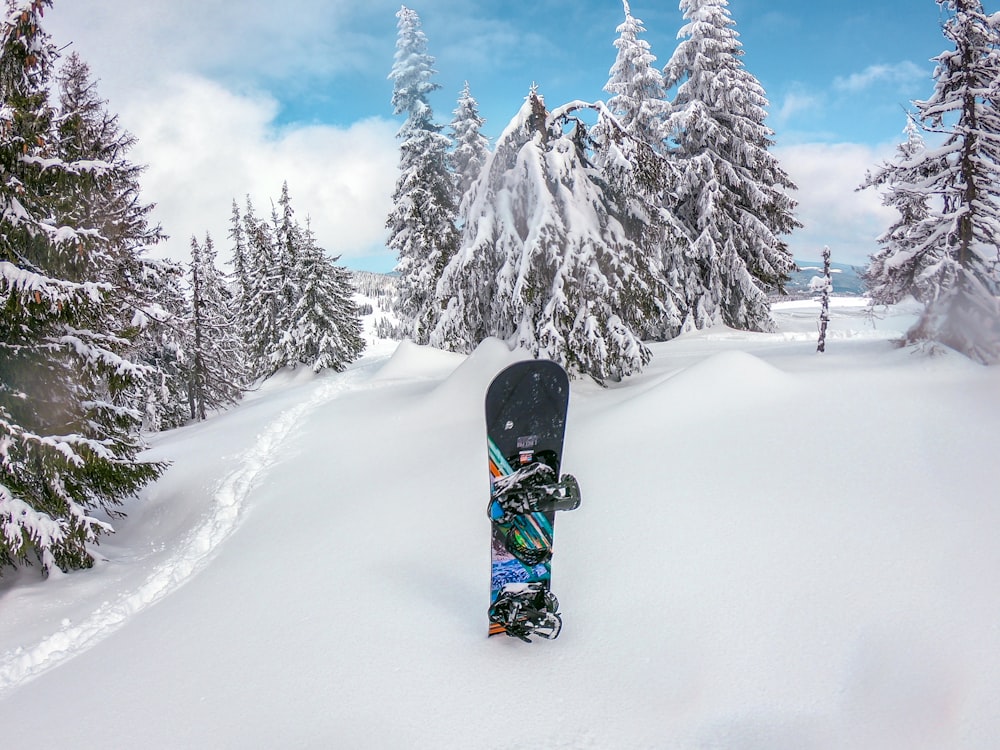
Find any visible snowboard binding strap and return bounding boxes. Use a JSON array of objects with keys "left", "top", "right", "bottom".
[
  {"left": 488, "top": 462, "right": 582, "bottom": 525},
  {"left": 488, "top": 582, "right": 562, "bottom": 642}
]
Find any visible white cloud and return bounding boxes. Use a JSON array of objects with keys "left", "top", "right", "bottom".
[
  {"left": 48, "top": 1, "right": 371, "bottom": 87},
  {"left": 833, "top": 61, "right": 927, "bottom": 93},
  {"left": 121, "top": 75, "right": 398, "bottom": 268},
  {"left": 772, "top": 91, "right": 822, "bottom": 128},
  {"left": 43, "top": 2, "right": 403, "bottom": 270},
  {"left": 775, "top": 141, "right": 897, "bottom": 265}
]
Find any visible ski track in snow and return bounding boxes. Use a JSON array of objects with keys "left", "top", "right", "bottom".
[{"left": 0, "top": 365, "right": 371, "bottom": 695}]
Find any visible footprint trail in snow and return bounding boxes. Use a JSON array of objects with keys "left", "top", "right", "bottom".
[{"left": 0, "top": 367, "right": 367, "bottom": 694}]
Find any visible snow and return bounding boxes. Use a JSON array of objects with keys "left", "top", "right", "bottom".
[{"left": 1, "top": 298, "right": 999, "bottom": 748}]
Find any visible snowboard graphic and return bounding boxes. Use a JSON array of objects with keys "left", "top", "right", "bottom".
[{"left": 485, "top": 360, "right": 580, "bottom": 641}]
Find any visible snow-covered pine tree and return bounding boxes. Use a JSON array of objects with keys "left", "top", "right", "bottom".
[
  {"left": 861, "top": 118, "right": 938, "bottom": 305},
  {"left": 133, "top": 260, "right": 189, "bottom": 431},
  {"left": 274, "top": 181, "right": 300, "bottom": 329},
  {"left": 604, "top": 0, "right": 671, "bottom": 151},
  {"left": 863, "top": 0, "right": 1000, "bottom": 362},
  {"left": 663, "top": 0, "right": 799, "bottom": 332},
  {"left": 1, "top": 0, "right": 165, "bottom": 575},
  {"left": 596, "top": 0, "right": 686, "bottom": 340},
  {"left": 226, "top": 197, "right": 254, "bottom": 379},
  {"left": 386, "top": 5, "right": 459, "bottom": 344},
  {"left": 53, "top": 51, "right": 189, "bottom": 431},
  {"left": 229, "top": 199, "right": 249, "bottom": 298},
  {"left": 266, "top": 182, "right": 305, "bottom": 371},
  {"left": 185, "top": 234, "right": 243, "bottom": 421},
  {"left": 431, "top": 93, "right": 539, "bottom": 355},
  {"left": 52, "top": 52, "right": 166, "bottom": 286},
  {"left": 239, "top": 196, "right": 282, "bottom": 380},
  {"left": 280, "top": 222, "right": 365, "bottom": 373},
  {"left": 434, "top": 90, "right": 659, "bottom": 382},
  {"left": 449, "top": 81, "right": 490, "bottom": 206}
]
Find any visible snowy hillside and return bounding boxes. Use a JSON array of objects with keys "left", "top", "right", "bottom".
[{"left": 1, "top": 298, "right": 998, "bottom": 749}]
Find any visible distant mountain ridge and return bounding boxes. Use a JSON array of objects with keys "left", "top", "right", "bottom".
[
  {"left": 786, "top": 259, "right": 867, "bottom": 297},
  {"left": 352, "top": 262, "right": 868, "bottom": 308}
]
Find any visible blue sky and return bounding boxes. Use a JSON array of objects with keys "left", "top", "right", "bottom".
[
  {"left": 45, "top": 0, "right": 964, "bottom": 271},
  {"left": 271, "top": 0, "right": 947, "bottom": 145}
]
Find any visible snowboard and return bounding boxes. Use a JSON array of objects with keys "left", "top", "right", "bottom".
[{"left": 485, "top": 359, "right": 579, "bottom": 641}]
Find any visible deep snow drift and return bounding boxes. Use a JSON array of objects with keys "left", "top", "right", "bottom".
[{"left": 1, "top": 298, "right": 998, "bottom": 749}]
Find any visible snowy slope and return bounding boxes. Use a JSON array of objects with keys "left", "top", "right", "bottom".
[{"left": 1, "top": 299, "right": 999, "bottom": 749}]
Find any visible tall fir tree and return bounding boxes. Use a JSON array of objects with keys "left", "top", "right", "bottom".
[
  {"left": 228, "top": 198, "right": 249, "bottom": 308},
  {"left": 133, "top": 260, "right": 189, "bottom": 431},
  {"left": 274, "top": 182, "right": 300, "bottom": 335},
  {"left": 861, "top": 118, "right": 939, "bottom": 305},
  {"left": 185, "top": 234, "right": 243, "bottom": 421},
  {"left": 52, "top": 51, "right": 187, "bottom": 431},
  {"left": 863, "top": 0, "right": 1000, "bottom": 362},
  {"left": 663, "top": 0, "right": 799, "bottom": 332},
  {"left": 449, "top": 81, "right": 490, "bottom": 208},
  {"left": 52, "top": 53, "right": 166, "bottom": 286},
  {"left": 386, "top": 5, "right": 459, "bottom": 344},
  {"left": 227, "top": 197, "right": 254, "bottom": 381},
  {"left": 433, "top": 90, "right": 659, "bottom": 382},
  {"left": 239, "top": 196, "right": 282, "bottom": 380},
  {"left": 603, "top": 0, "right": 671, "bottom": 151},
  {"left": 597, "top": 0, "right": 686, "bottom": 339},
  {"left": 431, "top": 93, "right": 540, "bottom": 354},
  {"left": 281, "top": 223, "right": 365, "bottom": 373},
  {"left": 1, "top": 0, "right": 164, "bottom": 575}
]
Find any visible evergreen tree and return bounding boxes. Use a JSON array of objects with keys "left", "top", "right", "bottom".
[
  {"left": 228, "top": 198, "right": 250, "bottom": 324},
  {"left": 134, "top": 260, "right": 189, "bottom": 432},
  {"left": 52, "top": 51, "right": 187, "bottom": 430},
  {"left": 240, "top": 196, "right": 281, "bottom": 380},
  {"left": 431, "top": 94, "right": 540, "bottom": 354},
  {"left": 861, "top": 118, "right": 938, "bottom": 305},
  {"left": 663, "top": 0, "right": 799, "bottom": 332},
  {"left": 433, "top": 90, "right": 659, "bottom": 382},
  {"left": 274, "top": 182, "right": 299, "bottom": 326},
  {"left": 604, "top": 0, "right": 671, "bottom": 151},
  {"left": 227, "top": 197, "right": 254, "bottom": 381},
  {"left": 863, "top": 0, "right": 1000, "bottom": 362},
  {"left": 591, "top": 104, "right": 686, "bottom": 342},
  {"left": 52, "top": 53, "right": 166, "bottom": 285},
  {"left": 386, "top": 5, "right": 459, "bottom": 344},
  {"left": 185, "top": 234, "right": 243, "bottom": 421},
  {"left": 281, "top": 223, "right": 365, "bottom": 373},
  {"left": 596, "top": 1, "right": 686, "bottom": 339},
  {"left": 1, "top": 0, "right": 164, "bottom": 575},
  {"left": 449, "top": 81, "right": 490, "bottom": 208}
]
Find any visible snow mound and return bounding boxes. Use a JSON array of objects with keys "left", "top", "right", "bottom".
[
  {"left": 618, "top": 350, "right": 792, "bottom": 419},
  {"left": 371, "top": 339, "right": 465, "bottom": 381},
  {"left": 669, "top": 349, "right": 788, "bottom": 391},
  {"left": 428, "top": 337, "right": 526, "bottom": 409}
]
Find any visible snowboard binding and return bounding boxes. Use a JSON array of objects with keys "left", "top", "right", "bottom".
[
  {"left": 488, "top": 582, "right": 562, "bottom": 642},
  {"left": 488, "top": 461, "right": 582, "bottom": 525}
]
